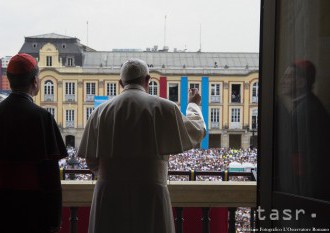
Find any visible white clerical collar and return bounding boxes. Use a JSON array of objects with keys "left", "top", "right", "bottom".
[{"left": 123, "top": 84, "right": 146, "bottom": 92}]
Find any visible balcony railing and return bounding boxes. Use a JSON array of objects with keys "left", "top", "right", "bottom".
[
  {"left": 61, "top": 169, "right": 257, "bottom": 233},
  {"left": 229, "top": 122, "right": 241, "bottom": 129},
  {"left": 210, "top": 96, "right": 221, "bottom": 103},
  {"left": 210, "top": 122, "right": 220, "bottom": 129},
  {"left": 65, "top": 94, "right": 75, "bottom": 102},
  {"left": 44, "top": 94, "right": 54, "bottom": 102},
  {"left": 251, "top": 96, "right": 258, "bottom": 103},
  {"left": 85, "top": 94, "right": 94, "bottom": 102},
  {"left": 66, "top": 121, "right": 74, "bottom": 128}
]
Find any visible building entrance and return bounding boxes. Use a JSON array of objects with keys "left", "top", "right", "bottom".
[
  {"left": 209, "top": 134, "right": 221, "bottom": 148},
  {"left": 229, "top": 134, "right": 241, "bottom": 149}
]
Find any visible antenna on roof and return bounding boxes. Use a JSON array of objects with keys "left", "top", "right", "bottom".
[
  {"left": 86, "top": 21, "right": 89, "bottom": 46},
  {"left": 199, "top": 24, "right": 202, "bottom": 52},
  {"left": 164, "top": 15, "right": 167, "bottom": 48}
]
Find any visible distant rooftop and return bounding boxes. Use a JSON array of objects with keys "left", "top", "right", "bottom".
[
  {"left": 25, "top": 33, "right": 77, "bottom": 40},
  {"left": 83, "top": 51, "right": 259, "bottom": 70}
]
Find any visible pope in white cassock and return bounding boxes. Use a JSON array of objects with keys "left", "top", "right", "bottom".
[{"left": 78, "top": 59, "right": 206, "bottom": 233}]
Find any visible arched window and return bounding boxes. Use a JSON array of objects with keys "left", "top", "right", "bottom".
[
  {"left": 44, "top": 80, "right": 54, "bottom": 95},
  {"left": 252, "top": 81, "right": 259, "bottom": 103},
  {"left": 148, "top": 81, "right": 158, "bottom": 96}
]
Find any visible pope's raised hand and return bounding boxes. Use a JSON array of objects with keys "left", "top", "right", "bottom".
[{"left": 189, "top": 88, "right": 201, "bottom": 105}]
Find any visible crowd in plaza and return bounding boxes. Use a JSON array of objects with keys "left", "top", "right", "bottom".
[
  {"left": 59, "top": 147, "right": 258, "bottom": 231},
  {"left": 59, "top": 147, "right": 258, "bottom": 181}
]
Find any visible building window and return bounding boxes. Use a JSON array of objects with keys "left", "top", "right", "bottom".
[
  {"left": 210, "top": 83, "right": 221, "bottom": 103},
  {"left": 32, "top": 43, "right": 37, "bottom": 48},
  {"left": 44, "top": 80, "right": 54, "bottom": 101},
  {"left": 230, "top": 108, "right": 241, "bottom": 129},
  {"left": 86, "top": 107, "right": 95, "bottom": 121},
  {"left": 231, "top": 108, "right": 240, "bottom": 122},
  {"left": 67, "top": 57, "right": 74, "bottom": 67},
  {"left": 252, "top": 82, "right": 259, "bottom": 103},
  {"left": 148, "top": 81, "right": 158, "bottom": 96},
  {"left": 45, "top": 107, "right": 55, "bottom": 117},
  {"left": 86, "top": 82, "right": 96, "bottom": 102},
  {"left": 169, "top": 83, "right": 179, "bottom": 102},
  {"left": 106, "top": 83, "right": 117, "bottom": 98},
  {"left": 251, "top": 109, "right": 258, "bottom": 129},
  {"left": 46, "top": 56, "right": 52, "bottom": 67},
  {"left": 66, "top": 110, "right": 75, "bottom": 128},
  {"left": 231, "top": 84, "right": 241, "bottom": 103},
  {"left": 62, "top": 44, "right": 66, "bottom": 49},
  {"left": 65, "top": 82, "right": 75, "bottom": 101},
  {"left": 190, "top": 83, "right": 200, "bottom": 91},
  {"left": 210, "top": 108, "right": 220, "bottom": 129}
]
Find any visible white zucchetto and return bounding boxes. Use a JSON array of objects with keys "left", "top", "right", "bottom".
[{"left": 120, "top": 59, "right": 149, "bottom": 82}]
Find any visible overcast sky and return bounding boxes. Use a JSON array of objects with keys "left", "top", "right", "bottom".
[{"left": 1, "top": 0, "right": 260, "bottom": 57}]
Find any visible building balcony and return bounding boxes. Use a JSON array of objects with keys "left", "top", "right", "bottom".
[
  {"left": 44, "top": 94, "right": 54, "bottom": 102},
  {"left": 210, "top": 122, "right": 220, "bottom": 129},
  {"left": 65, "top": 95, "right": 75, "bottom": 102},
  {"left": 229, "top": 122, "right": 242, "bottom": 129},
  {"left": 210, "top": 96, "right": 221, "bottom": 103},
  {"left": 251, "top": 96, "right": 258, "bottom": 103},
  {"left": 85, "top": 94, "right": 94, "bottom": 102},
  {"left": 66, "top": 121, "right": 74, "bottom": 128},
  {"left": 61, "top": 170, "right": 257, "bottom": 233}
]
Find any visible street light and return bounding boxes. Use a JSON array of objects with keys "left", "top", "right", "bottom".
[{"left": 250, "top": 118, "right": 257, "bottom": 149}]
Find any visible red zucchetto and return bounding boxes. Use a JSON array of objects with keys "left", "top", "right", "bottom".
[{"left": 7, "top": 53, "right": 38, "bottom": 76}]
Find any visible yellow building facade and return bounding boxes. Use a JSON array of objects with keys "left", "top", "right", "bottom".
[{"left": 32, "top": 41, "right": 258, "bottom": 149}]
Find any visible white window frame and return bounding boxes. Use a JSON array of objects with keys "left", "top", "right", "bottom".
[
  {"left": 230, "top": 108, "right": 241, "bottom": 129},
  {"left": 46, "top": 56, "right": 52, "bottom": 67},
  {"left": 251, "top": 108, "right": 258, "bottom": 130},
  {"left": 189, "top": 82, "right": 200, "bottom": 91},
  {"left": 65, "top": 82, "right": 75, "bottom": 95},
  {"left": 210, "top": 108, "right": 220, "bottom": 129},
  {"left": 67, "top": 57, "right": 74, "bottom": 67},
  {"left": 44, "top": 80, "right": 54, "bottom": 102},
  {"left": 85, "top": 82, "right": 96, "bottom": 102},
  {"left": 251, "top": 81, "right": 259, "bottom": 103},
  {"left": 106, "top": 82, "right": 117, "bottom": 98},
  {"left": 65, "top": 109, "right": 75, "bottom": 128},
  {"left": 86, "top": 107, "right": 95, "bottom": 122},
  {"left": 148, "top": 80, "right": 158, "bottom": 96},
  {"left": 64, "top": 82, "right": 76, "bottom": 101},
  {"left": 210, "top": 83, "right": 221, "bottom": 103}
]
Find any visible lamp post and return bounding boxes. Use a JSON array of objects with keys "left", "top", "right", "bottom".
[
  {"left": 250, "top": 118, "right": 257, "bottom": 149},
  {"left": 251, "top": 128, "right": 256, "bottom": 148}
]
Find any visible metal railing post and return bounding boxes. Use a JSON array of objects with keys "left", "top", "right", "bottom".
[
  {"left": 189, "top": 170, "right": 196, "bottom": 181},
  {"left": 228, "top": 207, "right": 236, "bottom": 233},
  {"left": 69, "top": 207, "right": 79, "bottom": 233},
  {"left": 201, "top": 207, "right": 210, "bottom": 233},
  {"left": 175, "top": 207, "right": 184, "bottom": 233}
]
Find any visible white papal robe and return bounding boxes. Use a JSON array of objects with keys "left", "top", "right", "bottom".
[{"left": 78, "top": 84, "right": 206, "bottom": 233}]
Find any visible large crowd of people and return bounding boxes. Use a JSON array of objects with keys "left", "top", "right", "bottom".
[
  {"left": 59, "top": 147, "right": 257, "bottom": 181},
  {"left": 59, "top": 147, "right": 258, "bottom": 231}
]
